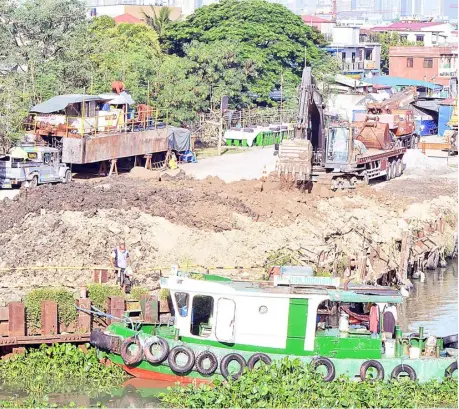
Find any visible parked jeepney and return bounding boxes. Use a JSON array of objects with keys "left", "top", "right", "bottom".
[{"left": 0, "top": 146, "right": 72, "bottom": 188}]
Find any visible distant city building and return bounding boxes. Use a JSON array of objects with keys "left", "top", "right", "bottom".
[{"left": 389, "top": 46, "right": 458, "bottom": 87}]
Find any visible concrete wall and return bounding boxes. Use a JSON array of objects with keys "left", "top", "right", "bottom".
[
  {"left": 389, "top": 46, "right": 457, "bottom": 87},
  {"left": 332, "top": 26, "right": 360, "bottom": 45}
]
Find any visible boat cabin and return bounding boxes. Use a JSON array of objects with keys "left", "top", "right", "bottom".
[{"left": 160, "top": 270, "right": 403, "bottom": 359}]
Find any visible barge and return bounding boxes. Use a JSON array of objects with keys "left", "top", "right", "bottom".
[{"left": 90, "top": 268, "right": 457, "bottom": 383}]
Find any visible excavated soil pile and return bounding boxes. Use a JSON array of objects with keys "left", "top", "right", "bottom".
[{"left": 0, "top": 170, "right": 456, "bottom": 304}]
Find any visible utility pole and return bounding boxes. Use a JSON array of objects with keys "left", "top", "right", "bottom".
[{"left": 280, "top": 70, "right": 283, "bottom": 124}]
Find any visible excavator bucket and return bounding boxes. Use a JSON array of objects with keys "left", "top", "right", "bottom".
[{"left": 276, "top": 139, "right": 313, "bottom": 181}]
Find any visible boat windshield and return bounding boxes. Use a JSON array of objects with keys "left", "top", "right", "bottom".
[{"left": 327, "top": 127, "right": 349, "bottom": 164}]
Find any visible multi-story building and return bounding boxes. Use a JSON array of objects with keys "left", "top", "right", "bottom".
[
  {"left": 325, "top": 26, "right": 381, "bottom": 78},
  {"left": 371, "top": 21, "right": 455, "bottom": 46},
  {"left": 389, "top": 46, "right": 458, "bottom": 87}
]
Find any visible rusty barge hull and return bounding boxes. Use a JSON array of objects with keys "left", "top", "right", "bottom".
[{"left": 62, "top": 128, "right": 169, "bottom": 164}]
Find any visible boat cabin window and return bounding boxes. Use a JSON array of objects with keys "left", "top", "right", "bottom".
[
  {"left": 190, "top": 295, "right": 214, "bottom": 338},
  {"left": 175, "top": 292, "right": 189, "bottom": 317},
  {"left": 317, "top": 301, "right": 373, "bottom": 333}
]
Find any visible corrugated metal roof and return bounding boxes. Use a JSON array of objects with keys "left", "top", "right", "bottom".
[
  {"left": 363, "top": 76, "right": 442, "bottom": 90},
  {"left": 30, "top": 95, "right": 109, "bottom": 113},
  {"left": 372, "top": 22, "right": 448, "bottom": 31}
]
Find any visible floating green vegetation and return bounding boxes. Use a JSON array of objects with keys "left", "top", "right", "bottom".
[
  {"left": 0, "top": 344, "right": 126, "bottom": 402},
  {"left": 160, "top": 358, "right": 458, "bottom": 408}
]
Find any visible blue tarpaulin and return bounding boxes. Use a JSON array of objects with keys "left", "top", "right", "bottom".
[{"left": 438, "top": 105, "right": 454, "bottom": 136}]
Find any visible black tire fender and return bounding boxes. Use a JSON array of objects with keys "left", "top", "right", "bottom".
[
  {"left": 443, "top": 334, "right": 458, "bottom": 346},
  {"left": 311, "top": 357, "right": 335, "bottom": 382},
  {"left": 120, "top": 336, "right": 143, "bottom": 366},
  {"left": 247, "top": 353, "right": 272, "bottom": 370},
  {"left": 220, "top": 353, "right": 247, "bottom": 380},
  {"left": 143, "top": 336, "right": 169, "bottom": 364},
  {"left": 391, "top": 364, "right": 417, "bottom": 380},
  {"left": 360, "top": 360, "right": 385, "bottom": 381},
  {"left": 89, "top": 329, "right": 111, "bottom": 351},
  {"left": 445, "top": 361, "right": 458, "bottom": 378},
  {"left": 168, "top": 345, "right": 195, "bottom": 374},
  {"left": 195, "top": 350, "right": 218, "bottom": 376}
]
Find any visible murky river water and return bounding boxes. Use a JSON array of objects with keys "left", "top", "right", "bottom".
[{"left": 398, "top": 259, "right": 458, "bottom": 337}]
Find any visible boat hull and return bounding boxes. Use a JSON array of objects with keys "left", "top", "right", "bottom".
[{"left": 96, "top": 327, "right": 457, "bottom": 383}]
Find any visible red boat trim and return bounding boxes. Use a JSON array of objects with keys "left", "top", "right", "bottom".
[{"left": 121, "top": 365, "right": 212, "bottom": 385}]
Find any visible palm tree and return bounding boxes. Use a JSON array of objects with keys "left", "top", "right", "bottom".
[{"left": 143, "top": 5, "right": 172, "bottom": 37}]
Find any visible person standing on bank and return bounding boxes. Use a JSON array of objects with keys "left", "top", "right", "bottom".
[{"left": 111, "top": 242, "right": 131, "bottom": 293}]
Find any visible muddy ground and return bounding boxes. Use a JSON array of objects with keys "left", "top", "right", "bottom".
[{"left": 0, "top": 150, "right": 457, "bottom": 304}]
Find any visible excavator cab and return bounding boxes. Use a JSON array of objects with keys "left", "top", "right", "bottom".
[{"left": 326, "top": 126, "right": 350, "bottom": 166}]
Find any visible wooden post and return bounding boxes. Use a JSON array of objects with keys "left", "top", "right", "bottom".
[
  {"left": 41, "top": 301, "right": 58, "bottom": 335},
  {"left": 399, "top": 230, "right": 410, "bottom": 281},
  {"left": 8, "top": 302, "right": 25, "bottom": 337},
  {"left": 108, "top": 159, "right": 118, "bottom": 177},
  {"left": 144, "top": 154, "right": 152, "bottom": 170},
  {"left": 357, "top": 255, "right": 367, "bottom": 281}
]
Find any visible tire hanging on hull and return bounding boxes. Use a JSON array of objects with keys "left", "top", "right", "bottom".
[
  {"left": 310, "top": 357, "right": 335, "bottom": 382},
  {"left": 195, "top": 351, "right": 218, "bottom": 376},
  {"left": 168, "top": 345, "right": 196, "bottom": 374},
  {"left": 360, "top": 360, "right": 385, "bottom": 381},
  {"left": 143, "top": 336, "right": 169, "bottom": 364},
  {"left": 391, "top": 364, "right": 416, "bottom": 381},
  {"left": 247, "top": 353, "right": 272, "bottom": 370},
  {"left": 220, "top": 353, "right": 247, "bottom": 380},
  {"left": 120, "top": 336, "right": 143, "bottom": 366}
]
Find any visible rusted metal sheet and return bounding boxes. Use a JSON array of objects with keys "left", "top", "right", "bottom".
[
  {"left": 77, "top": 298, "right": 92, "bottom": 333},
  {"left": 62, "top": 129, "right": 169, "bottom": 164},
  {"left": 8, "top": 302, "right": 25, "bottom": 337},
  {"left": 93, "top": 269, "right": 109, "bottom": 283},
  {"left": 41, "top": 301, "right": 58, "bottom": 335},
  {"left": 107, "top": 296, "right": 125, "bottom": 325},
  {"left": 0, "top": 334, "right": 90, "bottom": 347}
]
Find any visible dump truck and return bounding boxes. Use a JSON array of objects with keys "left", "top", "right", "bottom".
[{"left": 275, "top": 68, "right": 406, "bottom": 189}]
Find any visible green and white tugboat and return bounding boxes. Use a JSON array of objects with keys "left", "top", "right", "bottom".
[{"left": 90, "top": 267, "right": 458, "bottom": 383}]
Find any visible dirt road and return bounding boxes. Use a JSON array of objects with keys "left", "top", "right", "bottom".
[{"left": 0, "top": 148, "right": 456, "bottom": 304}]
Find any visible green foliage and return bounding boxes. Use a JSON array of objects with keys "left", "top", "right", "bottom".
[
  {"left": 24, "top": 288, "right": 77, "bottom": 330},
  {"left": 163, "top": 0, "right": 326, "bottom": 103},
  {"left": 87, "top": 284, "right": 123, "bottom": 312},
  {"left": 159, "top": 288, "right": 171, "bottom": 301},
  {"left": 0, "top": 344, "right": 126, "bottom": 400},
  {"left": 160, "top": 358, "right": 458, "bottom": 408},
  {"left": 144, "top": 6, "right": 172, "bottom": 37},
  {"left": 374, "top": 32, "right": 416, "bottom": 74},
  {"left": 129, "top": 286, "right": 149, "bottom": 300}
]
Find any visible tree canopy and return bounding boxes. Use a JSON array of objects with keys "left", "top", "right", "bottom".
[
  {"left": 163, "top": 0, "right": 327, "bottom": 102},
  {"left": 0, "top": 0, "right": 333, "bottom": 141}
]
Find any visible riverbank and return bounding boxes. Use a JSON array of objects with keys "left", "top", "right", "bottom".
[{"left": 0, "top": 149, "right": 456, "bottom": 304}]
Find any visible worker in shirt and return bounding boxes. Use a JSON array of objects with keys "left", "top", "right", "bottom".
[{"left": 111, "top": 242, "right": 131, "bottom": 293}]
